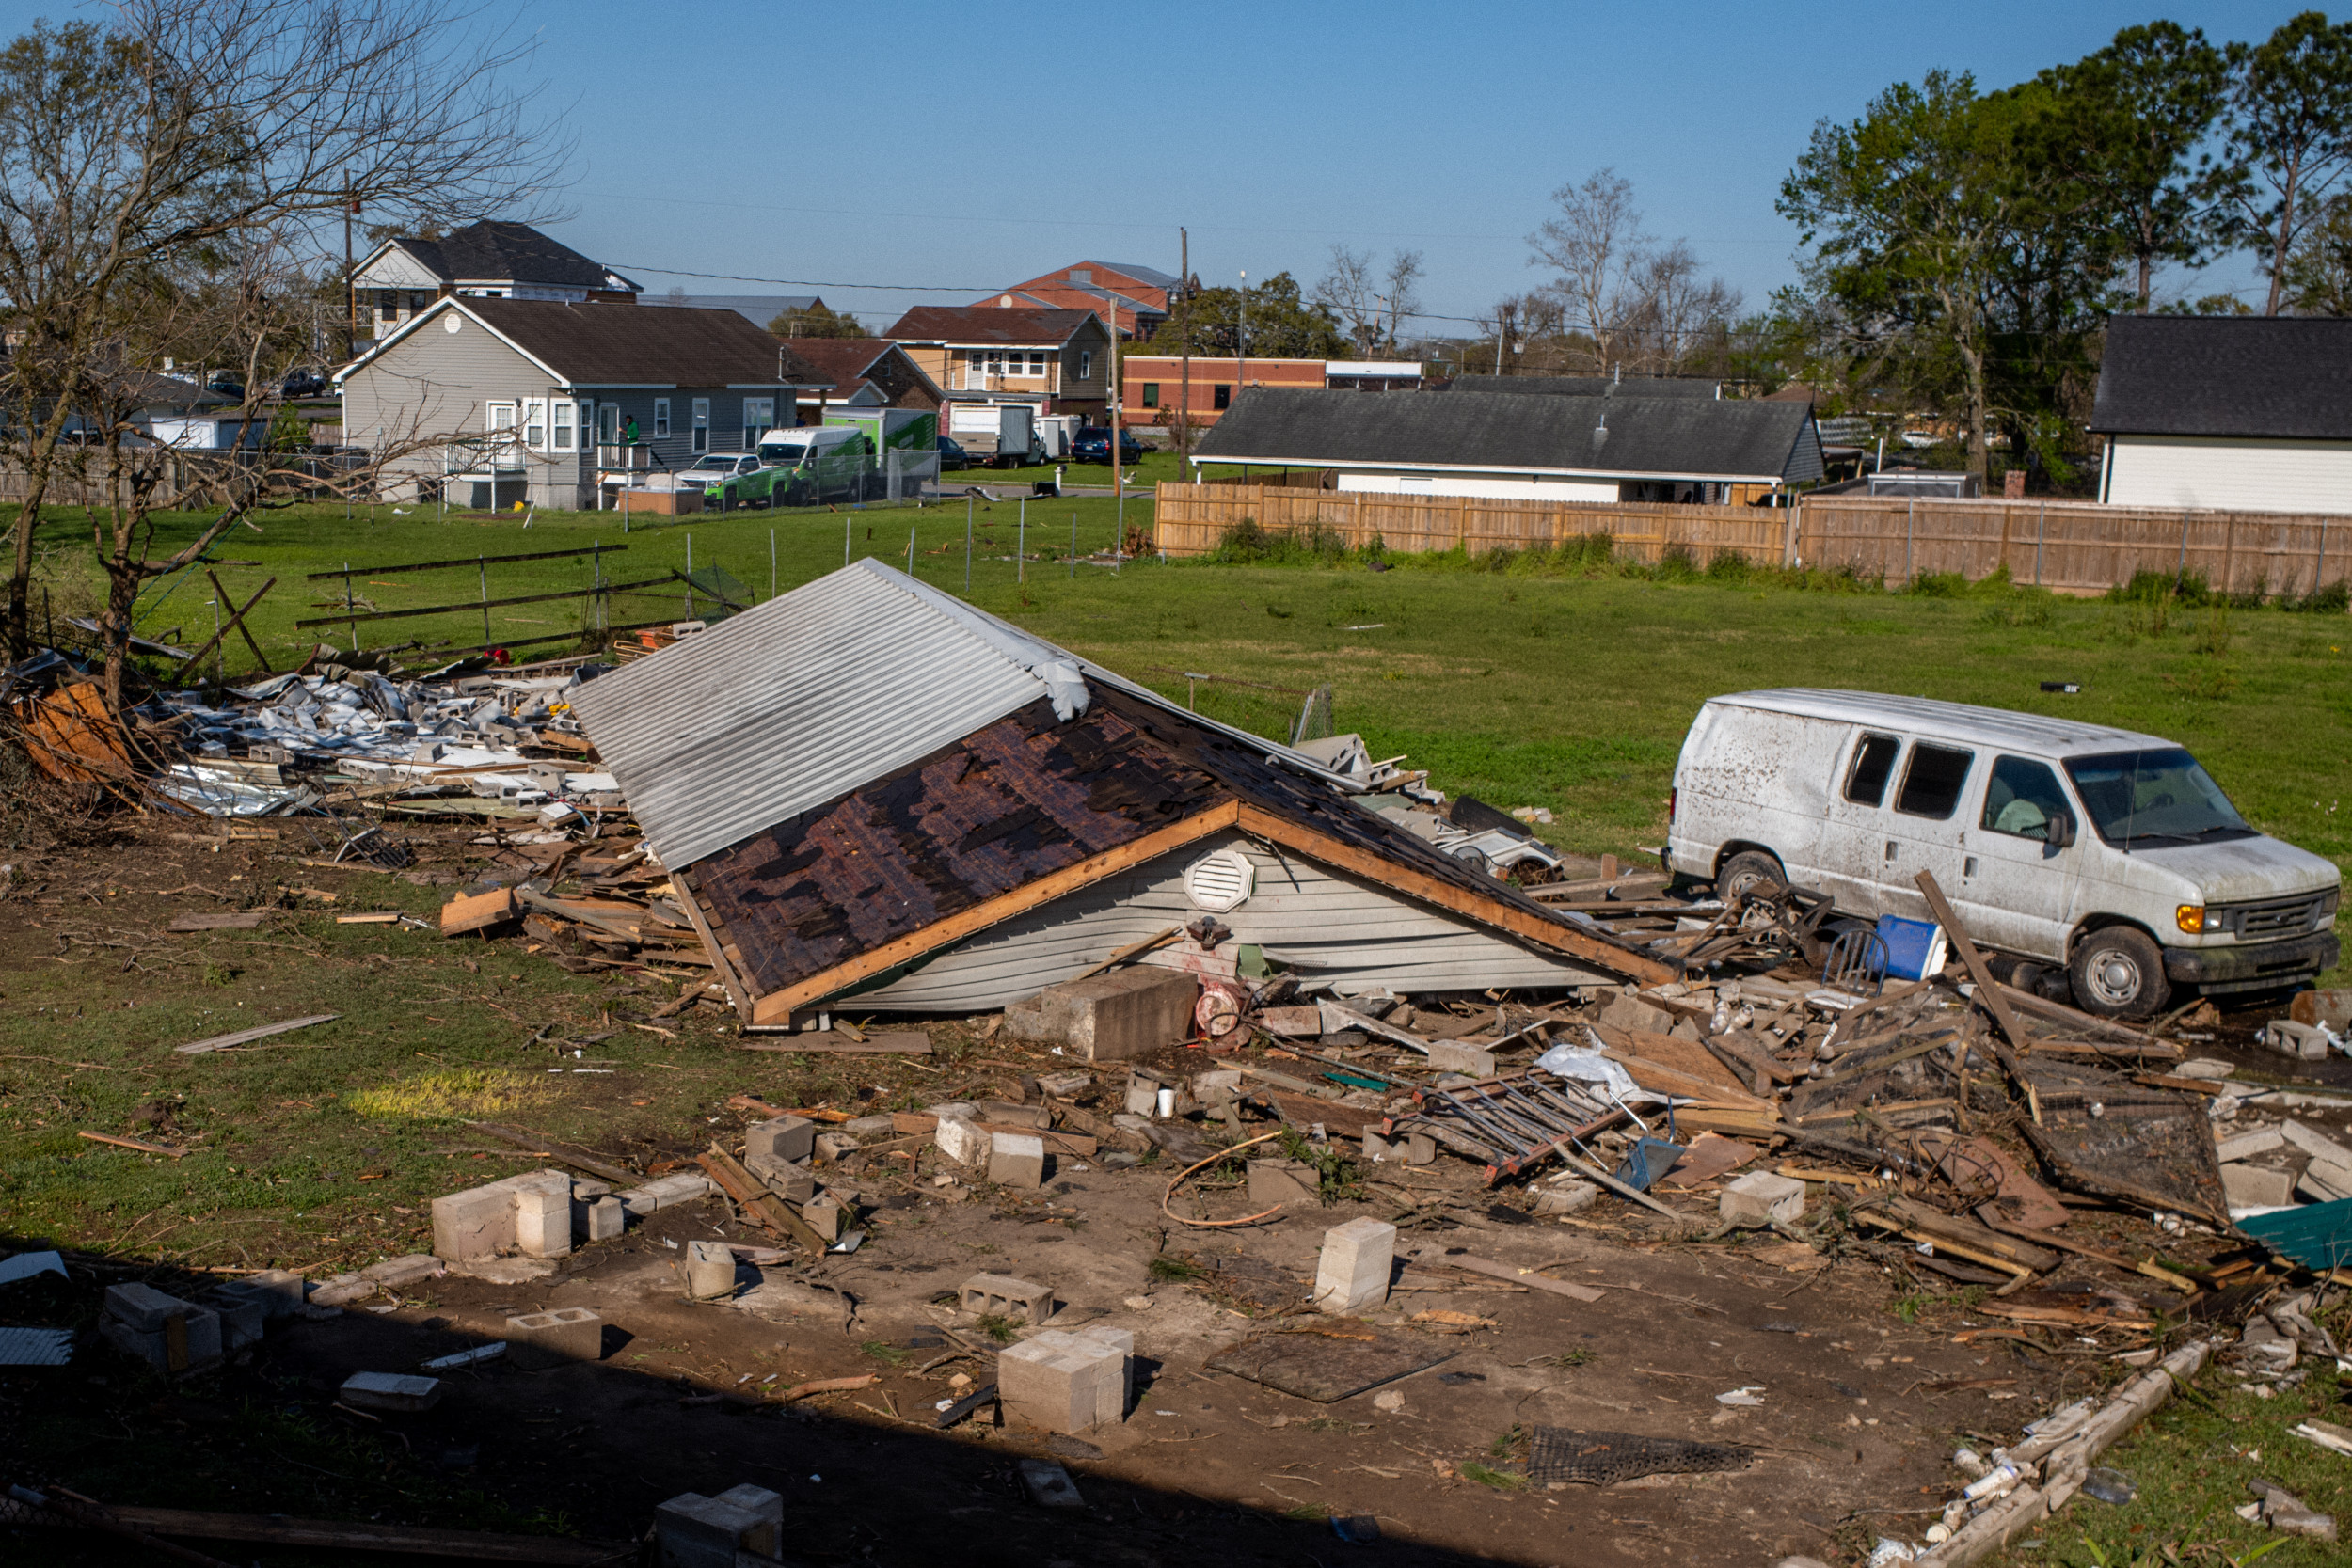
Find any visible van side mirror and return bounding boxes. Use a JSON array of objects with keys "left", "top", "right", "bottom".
[{"left": 2046, "top": 811, "right": 2075, "bottom": 848}]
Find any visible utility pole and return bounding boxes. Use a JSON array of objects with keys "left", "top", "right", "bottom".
[
  {"left": 1178, "top": 228, "right": 1191, "bottom": 467},
  {"left": 1237, "top": 270, "right": 1248, "bottom": 392},
  {"left": 343, "top": 177, "right": 357, "bottom": 361},
  {"left": 1108, "top": 298, "right": 1122, "bottom": 515}
]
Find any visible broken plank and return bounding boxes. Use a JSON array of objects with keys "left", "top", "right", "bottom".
[
  {"left": 172, "top": 1013, "right": 340, "bottom": 1055},
  {"left": 736, "top": 1030, "right": 931, "bottom": 1054},
  {"left": 698, "top": 1148, "right": 827, "bottom": 1254},
  {"left": 334, "top": 912, "right": 402, "bottom": 926},
  {"left": 439, "top": 886, "right": 519, "bottom": 936},
  {"left": 78, "top": 1131, "right": 186, "bottom": 1158},
  {"left": 166, "top": 911, "right": 265, "bottom": 932},
  {"left": 96, "top": 1506, "right": 627, "bottom": 1564},
  {"left": 1427, "top": 1252, "right": 1604, "bottom": 1303}
]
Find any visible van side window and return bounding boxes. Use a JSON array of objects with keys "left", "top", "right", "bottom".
[
  {"left": 1980, "top": 756, "right": 2071, "bottom": 840},
  {"left": 1844, "top": 735, "right": 1901, "bottom": 806},
  {"left": 1896, "top": 744, "right": 1975, "bottom": 819}
]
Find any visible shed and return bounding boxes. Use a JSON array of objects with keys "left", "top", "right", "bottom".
[
  {"left": 2091, "top": 314, "right": 2352, "bottom": 513},
  {"left": 566, "top": 560, "right": 1663, "bottom": 1025},
  {"left": 1193, "top": 387, "right": 1822, "bottom": 504}
]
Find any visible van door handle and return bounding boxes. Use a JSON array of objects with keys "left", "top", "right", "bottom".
[{"left": 1883, "top": 841, "right": 1898, "bottom": 863}]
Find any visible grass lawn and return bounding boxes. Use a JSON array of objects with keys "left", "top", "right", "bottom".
[{"left": 23, "top": 492, "right": 2351, "bottom": 981}]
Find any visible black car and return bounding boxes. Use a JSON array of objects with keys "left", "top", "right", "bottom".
[
  {"left": 1071, "top": 425, "right": 1144, "bottom": 465},
  {"left": 206, "top": 375, "right": 245, "bottom": 399},
  {"left": 280, "top": 369, "right": 326, "bottom": 398},
  {"left": 937, "top": 436, "right": 971, "bottom": 471}
]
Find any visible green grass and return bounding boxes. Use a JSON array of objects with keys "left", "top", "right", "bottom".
[{"left": 1990, "top": 1356, "right": 2348, "bottom": 1568}]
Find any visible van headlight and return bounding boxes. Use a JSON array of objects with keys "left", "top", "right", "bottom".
[{"left": 2176, "top": 904, "right": 2211, "bottom": 934}]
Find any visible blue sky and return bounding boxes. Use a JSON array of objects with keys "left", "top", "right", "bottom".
[{"left": 9, "top": 1, "right": 2312, "bottom": 327}]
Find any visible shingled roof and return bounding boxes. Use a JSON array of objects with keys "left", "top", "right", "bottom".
[
  {"left": 882, "top": 306, "right": 1101, "bottom": 346},
  {"left": 394, "top": 221, "right": 627, "bottom": 292},
  {"left": 339, "top": 297, "right": 830, "bottom": 388},
  {"left": 1446, "top": 375, "right": 1722, "bottom": 399},
  {"left": 1196, "top": 388, "right": 1822, "bottom": 482},
  {"left": 2091, "top": 314, "right": 2352, "bottom": 439}
]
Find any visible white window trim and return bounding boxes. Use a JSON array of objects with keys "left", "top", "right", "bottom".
[
  {"left": 654, "top": 398, "right": 671, "bottom": 437},
  {"left": 691, "top": 397, "right": 710, "bottom": 454},
  {"left": 1077, "top": 350, "right": 1092, "bottom": 381},
  {"left": 552, "top": 400, "right": 576, "bottom": 451},
  {"left": 522, "top": 397, "right": 547, "bottom": 451}
]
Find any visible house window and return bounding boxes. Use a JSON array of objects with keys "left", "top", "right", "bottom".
[
  {"left": 654, "top": 398, "right": 671, "bottom": 437},
  {"left": 743, "top": 397, "right": 773, "bottom": 445},
  {"left": 551, "top": 400, "right": 575, "bottom": 451},
  {"left": 1077, "top": 350, "right": 1092, "bottom": 381},
  {"left": 1213, "top": 384, "right": 1232, "bottom": 410},
  {"left": 691, "top": 398, "right": 709, "bottom": 453},
  {"left": 523, "top": 398, "right": 546, "bottom": 449},
  {"left": 1028, "top": 353, "right": 1046, "bottom": 375},
  {"left": 378, "top": 291, "right": 400, "bottom": 322},
  {"left": 1141, "top": 383, "right": 1160, "bottom": 408}
]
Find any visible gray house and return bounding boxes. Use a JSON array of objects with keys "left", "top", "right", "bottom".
[
  {"left": 1194, "top": 387, "right": 1823, "bottom": 503},
  {"left": 334, "top": 296, "right": 831, "bottom": 510}
]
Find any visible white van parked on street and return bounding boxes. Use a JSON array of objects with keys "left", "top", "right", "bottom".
[{"left": 1666, "top": 689, "right": 2341, "bottom": 1019}]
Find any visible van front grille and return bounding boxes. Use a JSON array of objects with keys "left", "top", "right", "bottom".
[{"left": 2209, "top": 891, "right": 2339, "bottom": 940}]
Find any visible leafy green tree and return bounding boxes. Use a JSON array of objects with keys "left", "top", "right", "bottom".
[
  {"left": 1780, "top": 71, "right": 2041, "bottom": 479},
  {"left": 2225, "top": 11, "right": 2352, "bottom": 315},
  {"left": 2282, "top": 190, "right": 2352, "bottom": 312},
  {"left": 2036, "top": 22, "right": 2234, "bottom": 309},
  {"left": 1139, "top": 271, "right": 1346, "bottom": 360},
  {"left": 768, "top": 302, "right": 869, "bottom": 339}
]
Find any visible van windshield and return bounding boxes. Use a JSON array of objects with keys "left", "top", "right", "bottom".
[
  {"left": 759, "top": 443, "right": 808, "bottom": 467},
  {"left": 2063, "top": 749, "right": 2253, "bottom": 847}
]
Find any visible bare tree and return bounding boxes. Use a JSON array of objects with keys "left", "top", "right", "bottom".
[
  {"left": 0, "top": 0, "right": 568, "bottom": 668},
  {"left": 1526, "top": 168, "right": 1739, "bottom": 374},
  {"left": 1312, "top": 245, "right": 1381, "bottom": 355},
  {"left": 1378, "top": 250, "right": 1424, "bottom": 355}
]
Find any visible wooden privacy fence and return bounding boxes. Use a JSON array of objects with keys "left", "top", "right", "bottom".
[
  {"left": 1155, "top": 482, "right": 2352, "bottom": 599},
  {"left": 1152, "top": 483, "right": 1789, "bottom": 564},
  {"left": 1791, "top": 496, "right": 2352, "bottom": 598}
]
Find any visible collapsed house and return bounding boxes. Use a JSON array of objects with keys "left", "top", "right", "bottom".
[{"left": 565, "top": 560, "right": 1669, "bottom": 1027}]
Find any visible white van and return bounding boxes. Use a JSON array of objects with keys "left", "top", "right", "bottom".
[
  {"left": 1667, "top": 689, "right": 2341, "bottom": 1019},
  {"left": 755, "top": 426, "right": 877, "bottom": 503}
]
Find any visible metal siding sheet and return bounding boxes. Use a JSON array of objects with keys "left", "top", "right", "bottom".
[
  {"left": 853, "top": 832, "right": 1606, "bottom": 1011},
  {"left": 568, "top": 561, "right": 1068, "bottom": 868}
]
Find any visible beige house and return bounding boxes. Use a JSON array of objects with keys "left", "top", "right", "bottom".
[{"left": 881, "top": 306, "right": 1113, "bottom": 424}]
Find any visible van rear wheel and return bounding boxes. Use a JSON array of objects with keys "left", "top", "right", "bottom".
[
  {"left": 1717, "top": 850, "right": 1786, "bottom": 905},
  {"left": 2068, "top": 927, "right": 2169, "bottom": 1020}
]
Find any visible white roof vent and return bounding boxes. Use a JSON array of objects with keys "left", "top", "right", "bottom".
[{"left": 1184, "top": 848, "right": 1255, "bottom": 912}]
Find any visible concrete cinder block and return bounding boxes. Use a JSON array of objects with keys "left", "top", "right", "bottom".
[
  {"left": 507, "top": 1307, "right": 604, "bottom": 1368},
  {"left": 2223, "top": 1164, "right": 2296, "bottom": 1209},
  {"left": 339, "top": 1370, "right": 442, "bottom": 1412},
  {"left": 711, "top": 1484, "right": 782, "bottom": 1560},
  {"left": 746, "top": 1115, "right": 816, "bottom": 1165},
  {"left": 654, "top": 1491, "right": 764, "bottom": 1568},
  {"left": 685, "top": 1240, "right": 738, "bottom": 1299},
  {"left": 101, "top": 1303, "right": 221, "bottom": 1374},
  {"left": 2296, "top": 1158, "right": 2352, "bottom": 1204},
  {"left": 1314, "top": 1217, "right": 1396, "bottom": 1315},
  {"left": 998, "top": 1326, "right": 1132, "bottom": 1433},
  {"left": 1123, "top": 1072, "right": 1165, "bottom": 1117},
  {"left": 616, "top": 1172, "right": 717, "bottom": 1215},
  {"left": 935, "top": 1116, "right": 989, "bottom": 1167},
  {"left": 2217, "top": 1126, "right": 2286, "bottom": 1163},
  {"left": 431, "top": 1183, "right": 518, "bottom": 1261},
  {"left": 104, "top": 1282, "right": 196, "bottom": 1333},
  {"left": 1248, "top": 1159, "right": 1321, "bottom": 1210},
  {"left": 989, "top": 1132, "right": 1046, "bottom": 1189},
  {"left": 2265, "top": 1020, "right": 2333, "bottom": 1060},
  {"left": 364, "top": 1254, "right": 446, "bottom": 1289},
  {"left": 199, "top": 1289, "right": 267, "bottom": 1353},
  {"left": 813, "top": 1132, "right": 861, "bottom": 1164},
  {"left": 1721, "top": 1171, "right": 1806, "bottom": 1228},
  {"left": 1534, "top": 1180, "right": 1600, "bottom": 1216},
  {"left": 1004, "top": 966, "right": 1200, "bottom": 1061},
  {"left": 579, "top": 1195, "right": 626, "bottom": 1243},
  {"left": 960, "top": 1273, "right": 1054, "bottom": 1323},
  {"left": 803, "top": 1192, "right": 846, "bottom": 1243},
  {"left": 240, "top": 1269, "right": 306, "bottom": 1317},
  {"left": 744, "top": 1151, "right": 816, "bottom": 1204},
  {"left": 513, "top": 1184, "right": 572, "bottom": 1259},
  {"left": 1406, "top": 1132, "right": 1437, "bottom": 1165},
  {"left": 2282, "top": 1119, "right": 2352, "bottom": 1168}
]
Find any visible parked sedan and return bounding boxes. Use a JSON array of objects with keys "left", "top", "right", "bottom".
[
  {"left": 683, "top": 451, "right": 779, "bottom": 508},
  {"left": 1071, "top": 425, "right": 1144, "bottom": 465},
  {"left": 937, "top": 436, "right": 971, "bottom": 471}
]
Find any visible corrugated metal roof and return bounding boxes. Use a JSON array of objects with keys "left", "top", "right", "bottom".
[
  {"left": 1708, "top": 689, "right": 2176, "bottom": 755},
  {"left": 568, "top": 560, "right": 1091, "bottom": 869},
  {"left": 570, "top": 559, "right": 1349, "bottom": 871}
]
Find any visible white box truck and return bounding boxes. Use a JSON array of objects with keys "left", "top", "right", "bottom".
[
  {"left": 948, "top": 403, "right": 1042, "bottom": 467},
  {"left": 1666, "top": 689, "right": 2341, "bottom": 1019}
]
